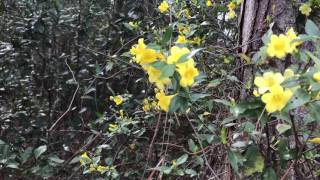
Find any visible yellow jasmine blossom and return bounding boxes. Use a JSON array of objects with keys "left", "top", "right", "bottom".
[
  {"left": 227, "top": 2, "right": 236, "bottom": 10},
  {"left": 88, "top": 164, "right": 97, "bottom": 173},
  {"left": 192, "top": 36, "right": 202, "bottom": 46},
  {"left": 261, "top": 85, "right": 293, "bottom": 113},
  {"left": 177, "top": 60, "right": 199, "bottom": 87},
  {"left": 167, "top": 46, "right": 191, "bottom": 64},
  {"left": 227, "top": 10, "right": 236, "bottom": 19},
  {"left": 119, "top": 109, "right": 124, "bottom": 119},
  {"left": 131, "top": 38, "right": 158, "bottom": 65},
  {"left": 308, "top": 137, "right": 320, "bottom": 144},
  {"left": 110, "top": 95, "right": 123, "bottom": 105},
  {"left": 284, "top": 69, "right": 295, "bottom": 79},
  {"left": 206, "top": 0, "right": 213, "bottom": 7},
  {"left": 144, "top": 65, "right": 171, "bottom": 89},
  {"left": 155, "top": 90, "right": 175, "bottom": 112},
  {"left": 313, "top": 72, "right": 320, "bottom": 83},
  {"left": 128, "top": 21, "right": 139, "bottom": 28},
  {"left": 108, "top": 124, "right": 119, "bottom": 132},
  {"left": 130, "top": 38, "right": 146, "bottom": 56},
  {"left": 267, "top": 34, "right": 291, "bottom": 59},
  {"left": 236, "top": 0, "right": 243, "bottom": 5},
  {"left": 143, "top": 98, "right": 151, "bottom": 111},
  {"left": 97, "top": 165, "right": 109, "bottom": 174},
  {"left": 184, "top": 9, "right": 192, "bottom": 19},
  {"left": 178, "top": 25, "right": 191, "bottom": 35},
  {"left": 253, "top": 89, "right": 260, "bottom": 97},
  {"left": 299, "top": 3, "right": 312, "bottom": 16},
  {"left": 80, "top": 152, "right": 91, "bottom": 166},
  {"left": 286, "top": 28, "right": 301, "bottom": 53},
  {"left": 176, "top": 35, "right": 188, "bottom": 44},
  {"left": 254, "top": 72, "right": 285, "bottom": 94},
  {"left": 158, "top": 1, "right": 169, "bottom": 13}
]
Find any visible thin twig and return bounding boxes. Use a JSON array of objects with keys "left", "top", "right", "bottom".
[{"left": 48, "top": 60, "right": 79, "bottom": 131}]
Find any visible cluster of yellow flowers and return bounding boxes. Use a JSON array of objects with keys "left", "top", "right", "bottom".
[
  {"left": 142, "top": 98, "right": 158, "bottom": 112},
  {"left": 254, "top": 71, "right": 293, "bottom": 113},
  {"left": 226, "top": 0, "right": 242, "bottom": 19},
  {"left": 130, "top": 38, "right": 199, "bottom": 112},
  {"left": 176, "top": 25, "right": 203, "bottom": 46},
  {"left": 80, "top": 152, "right": 111, "bottom": 174},
  {"left": 266, "top": 28, "right": 301, "bottom": 59}
]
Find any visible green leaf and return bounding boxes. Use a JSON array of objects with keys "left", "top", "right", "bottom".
[
  {"left": 244, "top": 146, "right": 265, "bottom": 176},
  {"left": 305, "top": 50, "right": 320, "bottom": 67},
  {"left": 190, "top": 93, "right": 210, "bottom": 102},
  {"left": 151, "top": 60, "right": 167, "bottom": 69},
  {"left": 178, "top": 48, "right": 203, "bottom": 63},
  {"left": 20, "top": 147, "right": 33, "bottom": 164},
  {"left": 162, "top": 26, "right": 173, "bottom": 46},
  {"left": 34, "top": 145, "right": 47, "bottom": 159},
  {"left": 188, "top": 139, "right": 199, "bottom": 153},
  {"left": 214, "top": 99, "right": 231, "bottom": 106},
  {"left": 262, "top": 167, "right": 278, "bottom": 180},
  {"left": 284, "top": 88, "right": 310, "bottom": 111},
  {"left": 305, "top": 20, "right": 320, "bottom": 36},
  {"left": 159, "top": 166, "right": 173, "bottom": 174},
  {"left": 276, "top": 124, "right": 291, "bottom": 134},
  {"left": 185, "top": 169, "right": 197, "bottom": 177},
  {"left": 220, "top": 128, "right": 227, "bottom": 144},
  {"left": 228, "top": 150, "right": 239, "bottom": 174},
  {"left": 176, "top": 154, "right": 188, "bottom": 166},
  {"left": 49, "top": 155, "right": 65, "bottom": 164},
  {"left": 160, "top": 64, "right": 176, "bottom": 79}
]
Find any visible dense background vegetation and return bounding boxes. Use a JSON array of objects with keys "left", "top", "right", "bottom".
[{"left": 0, "top": 0, "right": 320, "bottom": 179}]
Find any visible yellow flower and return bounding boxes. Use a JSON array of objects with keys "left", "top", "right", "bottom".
[
  {"left": 176, "top": 60, "right": 199, "bottom": 87},
  {"left": 267, "top": 34, "right": 291, "bottom": 59},
  {"left": 158, "top": 1, "right": 169, "bottom": 13},
  {"left": 167, "top": 46, "right": 190, "bottom": 64},
  {"left": 110, "top": 95, "right": 123, "bottom": 105},
  {"left": 88, "top": 164, "right": 97, "bottom": 173},
  {"left": 131, "top": 38, "right": 158, "bottom": 65},
  {"left": 313, "top": 72, "right": 320, "bottom": 83},
  {"left": 155, "top": 90, "right": 174, "bottom": 112},
  {"left": 97, "top": 165, "right": 109, "bottom": 174},
  {"left": 119, "top": 109, "right": 124, "bottom": 119},
  {"left": 143, "top": 98, "right": 151, "bottom": 111},
  {"left": 227, "top": 10, "right": 236, "bottom": 19},
  {"left": 176, "top": 35, "right": 188, "bottom": 44},
  {"left": 253, "top": 89, "right": 260, "bottom": 97},
  {"left": 128, "top": 21, "right": 139, "bottom": 28},
  {"left": 284, "top": 69, "right": 295, "bottom": 79},
  {"left": 299, "top": 3, "right": 312, "bottom": 16},
  {"left": 227, "top": 2, "right": 236, "bottom": 10},
  {"left": 261, "top": 85, "right": 293, "bottom": 113},
  {"left": 206, "top": 0, "right": 213, "bottom": 7},
  {"left": 184, "top": 9, "right": 192, "bottom": 19},
  {"left": 108, "top": 124, "right": 119, "bottom": 132},
  {"left": 308, "top": 137, "right": 320, "bottom": 144},
  {"left": 178, "top": 25, "right": 191, "bottom": 35},
  {"left": 236, "top": 0, "right": 243, "bottom": 5},
  {"left": 286, "top": 28, "right": 301, "bottom": 53},
  {"left": 254, "top": 72, "right": 285, "bottom": 94},
  {"left": 192, "top": 36, "right": 202, "bottom": 46},
  {"left": 144, "top": 65, "right": 171, "bottom": 89},
  {"left": 130, "top": 38, "right": 146, "bottom": 56},
  {"left": 80, "top": 152, "right": 91, "bottom": 166}
]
